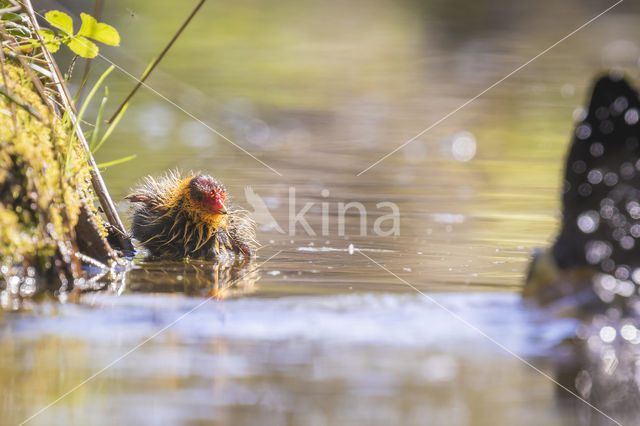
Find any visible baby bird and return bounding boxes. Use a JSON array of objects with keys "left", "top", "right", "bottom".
[{"left": 127, "top": 171, "right": 257, "bottom": 260}]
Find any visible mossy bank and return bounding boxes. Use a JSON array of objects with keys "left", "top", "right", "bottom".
[{"left": 0, "top": 60, "right": 112, "bottom": 300}]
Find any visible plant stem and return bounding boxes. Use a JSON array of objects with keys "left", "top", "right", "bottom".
[
  {"left": 107, "top": 0, "right": 206, "bottom": 123},
  {"left": 76, "top": 0, "right": 104, "bottom": 101},
  {"left": 21, "top": 0, "right": 133, "bottom": 253},
  {"left": 0, "top": 5, "right": 21, "bottom": 14}
]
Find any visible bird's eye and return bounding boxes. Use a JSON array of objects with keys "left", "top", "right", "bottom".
[{"left": 192, "top": 189, "right": 204, "bottom": 201}]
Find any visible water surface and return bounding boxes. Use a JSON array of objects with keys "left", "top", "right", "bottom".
[{"left": 4, "top": 0, "right": 640, "bottom": 424}]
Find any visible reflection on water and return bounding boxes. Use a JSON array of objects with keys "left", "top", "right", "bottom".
[
  {"left": 127, "top": 258, "right": 260, "bottom": 298},
  {"left": 5, "top": 0, "right": 640, "bottom": 424},
  {"left": 554, "top": 324, "right": 640, "bottom": 425}
]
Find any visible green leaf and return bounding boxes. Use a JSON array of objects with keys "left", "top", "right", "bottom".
[
  {"left": 43, "top": 40, "right": 61, "bottom": 53},
  {"left": 95, "top": 154, "right": 136, "bottom": 169},
  {"left": 6, "top": 25, "right": 30, "bottom": 38},
  {"left": 39, "top": 29, "right": 60, "bottom": 53},
  {"left": 77, "top": 13, "right": 120, "bottom": 46},
  {"left": 2, "top": 12, "right": 22, "bottom": 22},
  {"left": 4, "top": 20, "right": 32, "bottom": 38},
  {"left": 44, "top": 10, "right": 74, "bottom": 36},
  {"left": 39, "top": 28, "right": 56, "bottom": 41},
  {"left": 64, "top": 36, "right": 98, "bottom": 58}
]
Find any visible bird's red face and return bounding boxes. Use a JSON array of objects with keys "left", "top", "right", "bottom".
[{"left": 189, "top": 175, "right": 227, "bottom": 215}]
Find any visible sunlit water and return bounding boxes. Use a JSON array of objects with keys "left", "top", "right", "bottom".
[
  {"left": 4, "top": 0, "right": 640, "bottom": 424},
  {"left": 2, "top": 293, "right": 580, "bottom": 425}
]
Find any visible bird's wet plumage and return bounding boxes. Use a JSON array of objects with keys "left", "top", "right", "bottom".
[
  {"left": 127, "top": 171, "right": 257, "bottom": 260},
  {"left": 525, "top": 74, "right": 640, "bottom": 310}
]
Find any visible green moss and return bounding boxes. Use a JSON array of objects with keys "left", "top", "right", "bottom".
[{"left": 0, "top": 61, "right": 100, "bottom": 272}]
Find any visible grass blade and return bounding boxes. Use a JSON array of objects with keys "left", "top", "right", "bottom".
[
  {"left": 89, "top": 86, "right": 108, "bottom": 151},
  {"left": 95, "top": 154, "right": 136, "bottom": 169},
  {"left": 72, "top": 64, "right": 97, "bottom": 105},
  {"left": 92, "top": 101, "right": 128, "bottom": 154},
  {"left": 65, "top": 64, "right": 113, "bottom": 173},
  {"left": 76, "top": 64, "right": 113, "bottom": 126},
  {"left": 140, "top": 57, "right": 156, "bottom": 80}
]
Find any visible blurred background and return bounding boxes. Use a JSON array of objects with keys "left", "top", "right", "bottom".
[{"left": 3, "top": 0, "right": 640, "bottom": 424}]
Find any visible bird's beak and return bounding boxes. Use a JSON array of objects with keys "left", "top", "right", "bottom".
[{"left": 212, "top": 197, "right": 228, "bottom": 215}]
